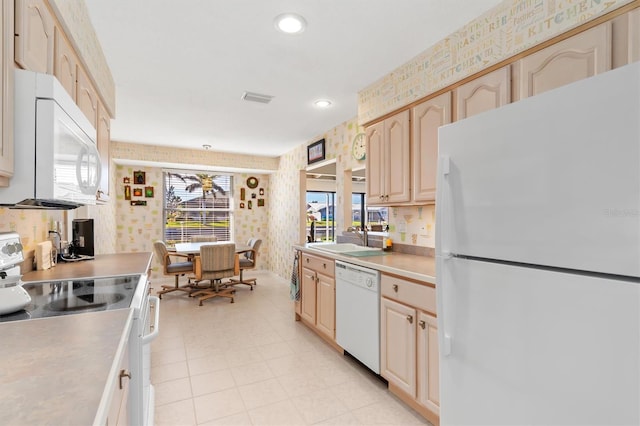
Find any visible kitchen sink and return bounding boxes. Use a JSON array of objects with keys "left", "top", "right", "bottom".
[{"left": 307, "top": 243, "right": 382, "bottom": 254}]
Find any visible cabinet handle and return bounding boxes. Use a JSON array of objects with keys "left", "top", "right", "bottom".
[
  {"left": 392, "top": 284, "right": 398, "bottom": 292},
  {"left": 306, "top": 258, "right": 309, "bottom": 263},
  {"left": 119, "top": 369, "right": 131, "bottom": 390},
  {"left": 406, "top": 315, "right": 413, "bottom": 324},
  {"left": 379, "top": 195, "right": 384, "bottom": 201},
  {"left": 419, "top": 320, "right": 426, "bottom": 329},
  {"left": 323, "top": 263, "right": 326, "bottom": 269}
]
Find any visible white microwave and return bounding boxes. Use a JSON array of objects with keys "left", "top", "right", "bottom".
[{"left": 0, "top": 69, "right": 101, "bottom": 209}]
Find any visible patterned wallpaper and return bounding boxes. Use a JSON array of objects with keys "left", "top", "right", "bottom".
[
  {"left": 358, "top": 0, "right": 634, "bottom": 122},
  {"left": 113, "top": 163, "right": 270, "bottom": 280}
]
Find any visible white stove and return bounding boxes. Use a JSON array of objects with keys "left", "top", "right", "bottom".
[{"left": 0, "top": 232, "right": 31, "bottom": 315}]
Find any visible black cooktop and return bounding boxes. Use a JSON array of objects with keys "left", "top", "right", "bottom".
[{"left": 0, "top": 275, "right": 139, "bottom": 323}]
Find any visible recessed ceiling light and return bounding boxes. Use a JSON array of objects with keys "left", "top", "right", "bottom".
[
  {"left": 274, "top": 13, "right": 307, "bottom": 34},
  {"left": 314, "top": 99, "right": 332, "bottom": 108},
  {"left": 202, "top": 144, "right": 211, "bottom": 150}
]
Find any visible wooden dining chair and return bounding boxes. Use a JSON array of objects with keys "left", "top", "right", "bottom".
[
  {"left": 228, "top": 238, "right": 262, "bottom": 291},
  {"left": 190, "top": 243, "right": 237, "bottom": 305},
  {"left": 153, "top": 240, "right": 195, "bottom": 299}
]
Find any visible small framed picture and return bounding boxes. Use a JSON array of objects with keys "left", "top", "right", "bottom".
[
  {"left": 123, "top": 177, "right": 131, "bottom": 184},
  {"left": 131, "top": 200, "right": 147, "bottom": 206},
  {"left": 251, "top": 193, "right": 256, "bottom": 199},
  {"left": 257, "top": 198, "right": 265, "bottom": 207},
  {"left": 307, "top": 139, "right": 325, "bottom": 164},
  {"left": 145, "top": 186, "right": 154, "bottom": 198},
  {"left": 133, "top": 188, "right": 143, "bottom": 197},
  {"left": 133, "top": 171, "right": 146, "bottom": 185},
  {"left": 239, "top": 202, "right": 245, "bottom": 208},
  {"left": 240, "top": 188, "right": 246, "bottom": 201},
  {"left": 124, "top": 185, "right": 131, "bottom": 200},
  {"left": 248, "top": 200, "right": 253, "bottom": 210},
  {"left": 259, "top": 188, "right": 264, "bottom": 196}
]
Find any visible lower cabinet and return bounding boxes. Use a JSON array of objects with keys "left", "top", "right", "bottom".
[
  {"left": 380, "top": 274, "right": 439, "bottom": 424},
  {"left": 106, "top": 345, "right": 130, "bottom": 425},
  {"left": 299, "top": 253, "right": 337, "bottom": 343}
]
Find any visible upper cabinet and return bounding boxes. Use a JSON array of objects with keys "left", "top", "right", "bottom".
[
  {"left": 53, "top": 26, "right": 77, "bottom": 100},
  {"left": 76, "top": 65, "right": 98, "bottom": 127},
  {"left": 411, "top": 92, "right": 452, "bottom": 202},
  {"left": 456, "top": 65, "right": 511, "bottom": 119},
  {"left": 0, "top": 1, "right": 14, "bottom": 186},
  {"left": 15, "top": 0, "right": 54, "bottom": 74},
  {"left": 96, "top": 101, "right": 110, "bottom": 202},
  {"left": 366, "top": 110, "right": 410, "bottom": 205},
  {"left": 518, "top": 23, "right": 612, "bottom": 99}
]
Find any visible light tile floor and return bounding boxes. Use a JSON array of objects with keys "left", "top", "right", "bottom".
[{"left": 151, "top": 271, "right": 431, "bottom": 426}]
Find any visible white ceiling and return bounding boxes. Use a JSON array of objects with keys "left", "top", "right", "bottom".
[{"left": 84, "top": 0, "right": 503, "bottom": 158}]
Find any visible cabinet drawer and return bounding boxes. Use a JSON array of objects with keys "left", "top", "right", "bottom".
[
  {"left": 381, "top": 274, "right": 436, "bottom": 315},
  {"left": 301, "top": 254, "right": 334, "bottom": 277}
]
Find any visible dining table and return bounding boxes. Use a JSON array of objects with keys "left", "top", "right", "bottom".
[{"left": 174, "top": 241, "right": 251, "bottom": 280}]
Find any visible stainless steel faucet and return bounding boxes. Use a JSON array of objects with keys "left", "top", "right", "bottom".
[{"left": 355, "top": 227, "right": 368, "bottom": 247}]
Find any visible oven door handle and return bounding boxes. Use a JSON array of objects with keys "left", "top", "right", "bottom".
[{"left": 142, "top": 295, "right": 160, "bottom": 345}]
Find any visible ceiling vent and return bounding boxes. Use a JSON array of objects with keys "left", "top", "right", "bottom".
[{"left": 241, "top": 91, "right": 274, "bottom": 104}]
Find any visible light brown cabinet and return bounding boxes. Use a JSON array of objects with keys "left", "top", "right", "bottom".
[
  {"left": 76, "top": 66, "right": 98, "bottom": 127},
  {"left": 300, "top": 253, "right": 336, "bottom": 341},
  {"left": 366, "top": 110, "right": 410, "bottom": 205},
  {"left": 54, "top": 26, "right": 78, "bottom": 100},
  {"left": 0, "top": 0, "right": 13, "bottom": 186},
  {"left": 456, "top": 65, "right": 511, "bottom": 119},
  {"left": 14, "top": 0, "right": 54, "bottom": 74},
  {"left": 518, "top": 23, "right": 612, "bottom": 99},
  {"left": 411, "top": 92, "right": 452, "bottom": 202},
  {"left": 97, "top": 101, "right": 111, "bottom": 202},
  {"left": 380, "top": 274, "right": 439, "bottom": 424}
]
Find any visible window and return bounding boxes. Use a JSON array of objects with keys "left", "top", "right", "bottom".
[
  {"left": 163, "top": 171, "right": 233, "bottom": 245},
  {"left": 352, "top": 193, "right": 388, "bottom": 230},
  {"left": 306, "top": 191, "right": 335, "bottom": 242}
]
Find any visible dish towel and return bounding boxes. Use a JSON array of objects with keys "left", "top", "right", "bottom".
[{"left": 290, "top": 253, "right": 300, "bottom": 301}]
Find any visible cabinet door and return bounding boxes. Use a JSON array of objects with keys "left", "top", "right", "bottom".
[
  {"left": 0, "top": 0, "right": 14, "bottom": 186},
  {"left": 15, "top": 0, "right": 54, "bottom": 73},
  {"left": 381, "top": 297, "right": 416, "bottom": 397},
  {"left": 76, "top": 66, "right": 98, "bottom": 127},
  {"left": 384, "top": 110, "right": 410, "bottom": 204},
  {"left": 315, "top": 272, "right": 335, "bottom": 339},
  {"left": 365, "top": 120, "right": 384, "bottom": 205},
  {"left": 519, "top": 23, "right": 612, "bottom": 98},
  {"left": 417, "top": 311, "right": 439, "bottom": 415},
  {"left": 412, "top": 92, "right": 451, "bottom": 202},
  {"left": 97, "top": 101, "right": 110, "bottom": 201},
  {"left": 107, "top": 346, "right": 130, "bottom": 425},
  {"left": 300, "top": 267, "right": 317, "bottom": 324},
  {"left": 54, "top": 26, "right": 78, "bottom": 101},
  {"left": 456, "top": 65, "right": 511, "bottom": 119}
]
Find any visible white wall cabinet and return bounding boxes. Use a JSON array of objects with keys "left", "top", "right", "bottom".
[{"left": 366, "top": 110, "right": 410, "bottom": 205}]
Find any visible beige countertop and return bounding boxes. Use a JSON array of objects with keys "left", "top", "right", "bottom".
[
  {"left": 294, "top": 244, "right": 436, "bottom": 284},
  {"left": 22, "top": 252, "right": 153, "bottom": 282},
  {"left": 0, "top": 308, "right": 133, "bottom": 425}
]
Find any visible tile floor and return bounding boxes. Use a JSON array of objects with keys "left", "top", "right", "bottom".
[{"left": 151, "top": 271, "right": 431, "bottom": 426}]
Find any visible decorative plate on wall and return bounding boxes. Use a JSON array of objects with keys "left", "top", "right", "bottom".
[{"left": 246, "top": 177, "right": 259, "bottom": 188}]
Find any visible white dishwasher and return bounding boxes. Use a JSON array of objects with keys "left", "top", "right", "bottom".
[{"left": 335, "top": 260, "right": 381, "bottom": 374}]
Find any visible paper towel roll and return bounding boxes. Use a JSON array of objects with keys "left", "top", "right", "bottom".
[{"left": 35, "top": 241, "right": 52, "bottom": 270}]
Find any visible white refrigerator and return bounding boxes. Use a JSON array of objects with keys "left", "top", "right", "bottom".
[{"left": 435, "top": 62, "right": 640, "bottom": 425}]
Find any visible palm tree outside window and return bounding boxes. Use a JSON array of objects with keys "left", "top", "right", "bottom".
[{"left": 163, "top": 171, "right": 233, "bottom": 246}]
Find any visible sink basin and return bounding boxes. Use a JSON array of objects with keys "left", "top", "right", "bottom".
[{"left": 307, "top": 243, "right": 382, "bottom": 254}]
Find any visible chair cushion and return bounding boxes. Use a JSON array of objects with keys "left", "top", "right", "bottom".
[
  {"left": 239, "top": 258, "right": 254, "bottom": 268},
  {"left": 167, "top": 261, "right": 193, "bottom": 273}
]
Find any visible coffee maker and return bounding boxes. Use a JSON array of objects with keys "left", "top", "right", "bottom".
[{"left": 71, "top": 219, "right": 94, "bottom": 257}]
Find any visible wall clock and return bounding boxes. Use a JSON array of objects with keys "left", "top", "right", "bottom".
[
  {"left": 246, "top": 177, "right": 259, "bottom": 188},
  {"left": 352, "top": 133, "right": 366, "bottom": 160}
]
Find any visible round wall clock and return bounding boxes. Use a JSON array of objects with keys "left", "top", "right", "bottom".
[
  {"left": 246, "top": 177, "right": 259, "bottom": 188},
  {"left": 351, "top": 133, "right": 366, "bottom": 160}
]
